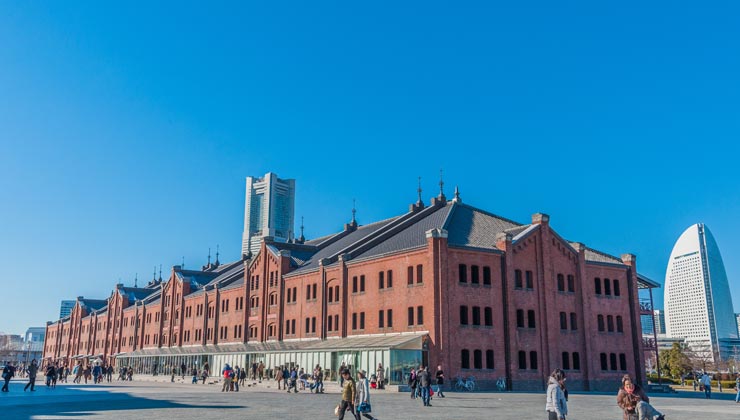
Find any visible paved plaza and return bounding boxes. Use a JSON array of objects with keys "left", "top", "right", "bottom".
[{"left": 0, "top": 378, "right": 737, "bottom": 420}]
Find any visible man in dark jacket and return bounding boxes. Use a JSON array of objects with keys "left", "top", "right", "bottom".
[
  {"left": 2, "top": 362, "right": 15, "bottom": 392},
  {"left": 24, "top": 359, "right": 38, "bottom": 391},
  {"left": 418, "top": 365, "right": 432, "bottom": 406}
]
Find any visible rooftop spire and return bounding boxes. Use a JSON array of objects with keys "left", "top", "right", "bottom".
[
  {"left": 134, "top": 273, "right": 138, "bottom": 288},
  {"left": 351, "top": 199, "right": 357, "bottom": 225},
  {"left": 299, "top": 216, "right": 305, "bottom": 242},
  {"left": 159, "top": 264, "right": 163, "bottom": 281},
  {"left": 438, "top": 169, "right": 445, "bottom": 199},
  {"left": 152, "top": 266, "right": 157, "bottom": 282},
  {"left": 417, "top": 176, "right": 423, "bottom": 205},
  {"left": 207, "top": 247, "right": 211, "bottom": 266},
  {"left": 453, "top": 185, "right": 461, "bottom": 203},
  {"left": 215, "top": 245, "right": 220, "bottom": 265}
]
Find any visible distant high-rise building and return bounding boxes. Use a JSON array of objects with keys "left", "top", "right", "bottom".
[
  {"left": 641, "top": 312, "right": 655, "bottom": 336},
  {"left": 653, "top": 310, "right": 666, "bottom": 335},
  {"left": 665, "top": 223, "right": 738, "bottom": 361},
  {"left": 241, "top": 172, "right": 296, "bottom": 256},
  {"left": 736, "top": 313, "right": 740, "bottom": 338},
  {"left": 59, "top": 300, "right": 75, "bottom": 318}
]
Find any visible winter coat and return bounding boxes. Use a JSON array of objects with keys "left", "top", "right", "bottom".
[
  {"left": 356, "top": 377, "right": 371, "bottom": 405},
  {"left": 546, "top": 377, "right": 568, "bottom": 418},
  {"left": 617, "top": 386, "right": 648, "bottom": 420},
  {"left": 341, "top": 377, "right": 357, "bottom": 402}
]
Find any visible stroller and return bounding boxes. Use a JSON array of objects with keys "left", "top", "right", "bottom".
[{"left": 370, "top": 374, "right": 378, "bottom": 389}]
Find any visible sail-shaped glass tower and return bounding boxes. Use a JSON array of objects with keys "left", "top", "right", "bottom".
[{"left": 664, "top": 224, "right": 738, "bottom": 362}]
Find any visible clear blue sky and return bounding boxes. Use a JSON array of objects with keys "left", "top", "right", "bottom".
[{"left": 1, "top": 2, "right": 738, "bottom": 335}]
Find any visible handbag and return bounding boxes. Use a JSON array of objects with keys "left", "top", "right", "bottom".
[
  {"left": 358, "top": 402, "right": 372, "bottom": 413},
  {"left": 334, "top": 404, "right": 341, "bottom": 416}
]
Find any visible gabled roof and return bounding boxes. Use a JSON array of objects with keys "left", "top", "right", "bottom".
[
  {"left": 582, "top": 246, "right": 625, "bottom": 265},
  {"left": 79, "top": 299, "right": 107, "bottom": 312},
  {"left": 118, "top": 287, "right": 156, "bottom": 302},
  {"left": 446, "top": 203, "right": 522, "bottom": 250}
]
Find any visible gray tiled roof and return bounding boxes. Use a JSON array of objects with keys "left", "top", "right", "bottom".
[
  {"left": 354, "top": 204, "right": 453, "bottom": 259},
  {"left": 287, "top": 217, "right": 400, "bottom": 275},
  {"left": 446, "top": 203, "right": 522, "bottom": 249},
  {"left": 582, "top": 247, "right": 624, "bottom": 265},
  {"left": 80, "top": 299, "right": 107, "bottom": 311},
  {"left": 118, "top": 287, "right": 156, "bottom": 302}
]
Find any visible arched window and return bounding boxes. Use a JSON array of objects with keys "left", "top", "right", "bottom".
[
  {"left": 461, "top": 349, "right": 470, "bottom": 369},
  {"left": 514, "top": 270, "right": 523, "bottom": 288},
  {"left": 604, "top": 278, "right": 612, "bottom": 295},
  {"left": 600, "top": 353, "right": 607, "bottom": 370},
  {"left": 559, "top": 312, "right": 567, "bottom": 330},
  {"left": 613, "top": 279, "right": 620, "bottom": 296},
  {"left": 572, "top": 352, "right": 580, "bottom": 370},
  {"left": 483, "top": 267, "right": 491, "bottom": 285},
  {"left": 610, "top": 353, "right": 618, "bottom": 371},
  {"left": 619, "top": 353, "right": 627, "bottom": 371}
]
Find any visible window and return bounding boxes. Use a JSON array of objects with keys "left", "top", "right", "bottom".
[
  {"left": 286, "top": 319, "right": 292, "bottom": 334},
  {"left": 557, "top": 274, "right": 565, "bottom": 292},
  {"left": 530, "top": 351, "right": 538, "bottom": 370},
  {"left": 461, "top": 349, "right": 470, "bottom": 369},
  {"left": 484, "top": 307, "right": 493, "bottom": 326},
  {"left": 379, "top": 310, "right": 385, "bottom": 328},
  {"left": 567, "top": 275, "right": 575, "bottom": 292},
  {"left": 327, "top": 287, "right": 333, "bottom": 303},
  {"left": 559, "top": 312, "right": 567, "bottom": 330},
  {"left": 562, "top": 352, "right": 570, "bottom": 370},
  {"left": 360, "top": 275, "right": 366, "bottom": 292},
  {"left": 387, "top": 310, "right": 393, "bottom": 328},
  {"left": 334, "top": 286, "right": 339, "bottom": 302},
  {"left": 572, "top": 352, "right": 580, "bottom": 370},
  {"left": 518, "top": 351, "right": 527, "bottom": 369},
  {"left": 473, "top": 350, "right": 482, "bottom": 369},
  {"left": 360, "top": 312, "right": 365, "bottom": 330},
  {"left": 514, "top": 270, "right": 523, "bottom": 288},
  {"left": 616, "top": 316, "right": 623, "bottom": 333},
  {"left": 306, "top": 317, "right": 311, "bottom": 333},
  {"left": 610, "top": 353, "right": 618, "bottom": 371},
  {"left": 353, "top": 276, "right": 358, "bottom": 293},
  {"left": 570, "top": 312, "right": 577, "bottom": 331},
  {"left": 460, "top": 306, "right": 469, "bottom": 325},
  {"left": 352, "top": 313, "right": 358, "bottom": 330},
  {"left": 408, "top": 307, "right": 414, "bottom": 326},
  {"left": 525, "top": 271, "right": 534, "bottom": 289},
  {"left": 472, "top": 306, "right": 481, "bottom": 326},
  {"left": 379, "top": 271, "right": 385, "bottom": 289},
  {"left": 613, "top": 279, "right": 621, "bottom": 296},
  {"left": 328, "top": 316, "right": 333, "bottom": 332},
  {"left": 407, "top": 266, "right": 414, "bottom": 285},
  {"left": 459, "top": 264, "right": 467, "bottom": 283},
  {"left": 516, "top": 309, "right": 524, "bottom": 328},
  {"left": 417, "top": 306, "right": 424, "bottom": 325},
  {"left": 595, "top": 278, "right": 602, "bottom": 295},
  {"left": 597, "top": 315, "right": 605, "bottom": 331},
  {"left": 416, "top": 265, "right": 423, "bottom": 284},
  {"left": 483, "top": 266, "right": 491, "bottom": 285},
  {"left": 604, "top": 278, "right": 612, "bottom": 295},
  {"left": 387, "top": 270, "right": 393, "bottom": 288},
  {"left": 619, "top": 353, "right": 627, "bottom": 371},
  {"left": 607, "top": 315, "right": 614, "bottom": 332},
  {"left": 287, "top": 288, "right": 292, "bottom": 302},
  {"left": 471, "top": 265, "right": 479, "bottom": 284},
  {"left": 485, "top": 350, "right": 494, "bottom": 369},
  {"left": 527, "top": 310, "right": 536, "bottom": 328},
  {"left": 313, "top": 284, "right": 317, "bottom": 299}
]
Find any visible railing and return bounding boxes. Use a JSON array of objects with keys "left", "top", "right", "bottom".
[{"left": 642, "top": 337, "right": 657, "bottom": 350}]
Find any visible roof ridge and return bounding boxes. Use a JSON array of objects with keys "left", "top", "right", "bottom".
[{"left": 457, "top": 202, "right": 523, "bottom": 227}]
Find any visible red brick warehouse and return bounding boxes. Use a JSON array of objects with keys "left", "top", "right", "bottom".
[{"left": 44, "top": 180, "right": 659, "bottom": 391}]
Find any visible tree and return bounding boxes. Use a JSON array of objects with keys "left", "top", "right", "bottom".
[{"left": 659, "top": 342, "right": 692, "bottom": 379}]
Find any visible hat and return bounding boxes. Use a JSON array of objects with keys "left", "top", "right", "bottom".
[{"left": 359, "top": 369, "right": 367, "bottom": 376}]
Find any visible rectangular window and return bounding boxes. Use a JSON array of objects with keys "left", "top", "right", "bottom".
[
  {"left": 307, "top": 284, "right": 311, "bottom": 301},
  {"left": 598, "top": 315, "right": 605, "bottom": 331},
  {"left": 483, "top": 266, "right": 491, "bottom": 285},
  {"left": 379, "top": 271, "right": 384, "bottom": 289},
  {"left": 516, "top": 309, "right": 524, "bottom": 328},
  {"left": 518, "top": 351, "right": 526, "bottom": 369},
  {"left": 617, "top": 316, "right": 623, "bottom": 333},
  {"left": 312, "top": 316, "right": 316, "bottom": 333},
  {"left": 486, "top": 350, "right": 494, "bottom": 369},
  {"left": 559, "top": 312, "right": 567, "bottom": 330},
  {"left": 460, "top": 306, "right": 468, "bottom": 325},
  {"left": 459, "top": 264, "right": 467, "bottom": 283},
  {"left": 360, "top": 312, "right": 365, "bottom": 330},
  {"left": 619, "top": 353, "right": 627, "bottom": 371},
  {"left": 607, "top": 315, "right": 614, "bottom": 332},
  {"left": 567, "top": 275, "right": 575, "bottom": 292},
  {"left": 595, "top": 278, "right": 602, "bottom": 295},
  {"left": 387, "top": 270, "right": 393, "bottom": 288},
  {"left": 557, "top": 274, "right": 565, "bottom": 291},
  {"left": 529, "top": 351, "right": 538, "bottom": 370},
  {"left": 461, "top": 349, "right": 470, "bottom": 369},
  {"left": 416, "top": 265, "right": 423, "bottom": 284},
  {"left": 327, "top": 316, "right": 333, "bottom": 332},
  {"left": 417, "top": 306, "right": 423, "bottom": 325},
  {"left": 408, "top": 307, "right": 414, "bottom": 326},
  {"left": 407, "top": 266, "right": 414, "bottom": 285},
  {"left": 472, "top": 306, "right": 480, "bottom": 326},
  {"left": 379, "top": 310, "right": 384, "bottom": 328},
  {"left": 562, "top": 352, "right": 570, "bottom": 370},
  {"left": 471, "top": 265, "right": 479, "bottom": 284},
  {"left": 570, "top": 312, "right": 577, "bottom": 331},
  {"left": 527, "top": 310, "right": 536, "bottom": 328},
  {"left": 514, "top": 270, "right": 523, "bottom": 288},
  {"left": 353, "top": 276, "right": 358, "bottom": 293},
  {"left": 352, "top": 313, "right": 357, "bottom": 330},
  {"left": 613, "top": 280, "right": 621, "bottom": 296},
  {"left": 473, "top": 350, "right": 482, "bottom": 369},
  {"left": 525, "top": 271, "right": 534, "bottom": 289},
  {"left": 484, "top": 307, "right": 493, "bottom": 326},
  {"left": 604, "top": 279, "right": 612, "bottom": 296},
  {"left": 360, "top": 275, "right": 365, "bottom": 292},
  {"left": 572, "top": 352, "right": 580, "bottom": 370},
  {"left": 610, "top": 353, "right": 618, "bottom": 371},
  {"left": 313, "top": 284, "right": 317, "bottom": 299},
  {"left": 306, "top": 318, "right": 310, "bottom": 333}
]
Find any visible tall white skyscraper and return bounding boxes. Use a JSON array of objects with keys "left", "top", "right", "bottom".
[
  {"left": 664, "top": 223, "right": 737, "bottom": 361},
  {"left": 241, "top": 172, "right": 296, "bottom": 256}
]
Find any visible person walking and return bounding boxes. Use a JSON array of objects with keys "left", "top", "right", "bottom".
[
  {"left": 288, "top": 367, "right": 298, "bottom": 393},
  {"left": 376, "top": 363, "right": 385, "bottom": 390},
  {"left": 339, "top": 362, "right": 347, "bottom": 388},
  {"left": 701, "top": 372, "right": 711, "bottom": 399},
  {"left": 275, "top": 366, "right": 284, "bottom": 390},
  {"left": 258, "top": 361, "right": 264, "bottom": 382},
  {"left": 171, "top": 366, "right": 177, "bottom": 383},
  {"left": 337, "top": 369, "right": 357, "bottom": 420},
  {"left": 180, "top": 363, "right": 186, "bottom": 380},
  {"left": 356, "top": 370, "right": 378, "bottom": 420},
  {"left": 617, "top": 374, "right": 665, "bottom": 420},
  {"left": 45, "top": 363, "right": 56, "bottom": 388},
  {"left": 417, "top": 366, "right": 432, "bottom": 407},
  {"left": 24, "top": 359, "right": 38, "bottom": 391},
  {"left": 106, "top": 365, "right": 113, "bottom": 383},
  {"left": 546, "top": 369, "right": 568, "bottom": 420},
  {"left": 251, "top": 362, "right": 258, "bottom": 381},
  {"left": 221, "top": 364, "right": 233, "bottom": 392},
  {"left": 191, "top": 366, "right": 198, "bottom": 384},
  {"left": 434, "top": 365, "right": 445, "bottom": 398},
  {"left": 408, "top": 368, "right": 417, "bottom": 399},
  {"left": 2, "top": 361, "right": 15, "bottom": 392}
]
